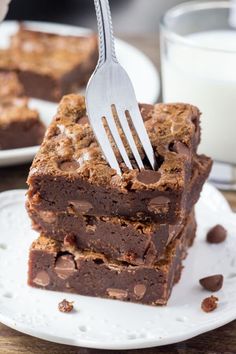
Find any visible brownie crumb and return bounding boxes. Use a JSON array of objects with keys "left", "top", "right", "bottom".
[
  {"left": 199, "top": 275, "right": 223, "bottom": 292},
  {"left": 206, "top": 225, "right": 227, "bottom": 244},
  {"left": 201, "top": 295, "right": 219, "bottom": 312},
  {"left": 58, "top": 299, "right": 74, "bottom": 313}
]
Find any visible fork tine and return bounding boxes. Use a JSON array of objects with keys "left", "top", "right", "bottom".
[
  {"left": 115, "top": 107, "right": 144, "bottom": 170},
  {"left": 91, "top": 119, "right": 122, "bottom": 175},
  {"left": 129, "top": 106, "right": 156, "bottom": 170},
  {"left": 105, "top": 112, "right": 133, "bottom": 170}
]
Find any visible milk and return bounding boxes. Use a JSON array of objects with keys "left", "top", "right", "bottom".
[{"left": 162, "top": 30, "right": 236, "bottom": 164}]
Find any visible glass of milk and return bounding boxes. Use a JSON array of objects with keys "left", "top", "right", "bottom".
[{"left": 161, "top": 1, "right": 236, "bottom": 189}]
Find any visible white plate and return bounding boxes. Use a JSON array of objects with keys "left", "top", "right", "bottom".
[
  {"left": 0, "top": 183, "right": 235, "bottom": 350},
  {"left": 0, "top": 20, "right": 160, "bottom": 167}
]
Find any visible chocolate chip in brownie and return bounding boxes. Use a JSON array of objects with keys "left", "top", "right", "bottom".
[
  {"left": 58, "top": 299, "right": 74, "bottom": 313},
  {"left": 170, "top": 141, "right": 190, "bottom": 157},
  {"left": 33, "top": 270, "right": 50, "bottom": 287},
  {"left": 55, "top": 254, "right": 76, "bottom": 279},
  {"left": 69, "top": 200, "right": 93, "bottom": 214},
  {"left": 107, "top": 288, "right": 128, "bottom": 300},
  {"left": 136, "top": 170, "right": 161, "bottom": 185},
  {"left": 63, "top": 235, "right": 76, "bottom": 247},
  {"left": 147, "top": 196, "right": 170, "bottom": 213},
  {"left": 77, "top": 116, "right": 89, "bottom": 125},
  {"left": 38, "top": 210, "right": 57, "bottom": 224},
  {"left": 59, "top": 160, "right": 80, "bottom": 172},
  {"left": 201, "top": 295, "right": 219, "bottom": 312},
  {"left": 134, "top": 284, "right": 146, "bottom": 299},
  {"left": 206, "top": 225, "right": 227, "bottom": 244},
  {"left": 199, "top": 274, "right": 223, "bottom": 292}
]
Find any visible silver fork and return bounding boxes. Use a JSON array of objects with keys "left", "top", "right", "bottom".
[{"left": 86, "top": 0, "right": 156, "bottom": 175}]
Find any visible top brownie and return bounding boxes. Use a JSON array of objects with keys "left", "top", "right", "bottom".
[{"left": 27, "top": 94, "right": 205, "bottom": 222}]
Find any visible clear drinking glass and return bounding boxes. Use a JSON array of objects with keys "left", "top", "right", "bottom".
[{"left": 160, "top": 1, "right": 236, "bottom": 189}]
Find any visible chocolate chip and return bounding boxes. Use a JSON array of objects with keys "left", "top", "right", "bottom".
[
  {"left": 58, "top": 299, "right": 74, "bottom": 313},
  {"left": 136, "top": 170, "right": 161, "bottom": 185},
  {"left": 55, "top": 254, "right": 76, "bottom": 279},
  {"left": 59, "top": 160, "right": 80, "bottom": 172},
  {"left": 206, "top": 225, "right": 227, "bottom": 244},
  {"left": 77, "top": 116, "right": 89, "bottom": 125},
  {"left": 199, "top": 274, "right": 223, "bottom": 292},
  {"left": 38, "top": 210, "right": 57, "bottom": 224},
  {"left": 107, "top": 288, "right": 128, "bottom": 300},
  {"left": 134, "top": 284, "right": 146, "bottom": 299},
  {"left": 170, "top": 141, "right": 190, "bottom": 156},
  {"left": 63, "top": 235, "right": 76, "bottom": 247},
  {"left": 69, "top": 200, "right": 93, "bottom": 214},
  {"left": 147, "top": 196, "right": 170, "bottom": 213},
  {"left": 201, "top": 295, "right": 219, "bottom": 312},
  {"left": 33, "top": 270, "right": 50, "bottom": 287}
]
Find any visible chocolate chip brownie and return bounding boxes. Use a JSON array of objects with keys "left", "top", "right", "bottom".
[{"left": 27, "top": 94, "right": 210, "bottom": 223}]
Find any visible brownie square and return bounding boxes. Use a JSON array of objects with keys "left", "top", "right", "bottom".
[
  {"left": 0, "top": 25, "right": 98, "bottom": 102},
  {"left": 27, "top": 94, "right": 211, "bottom": 223},
  {"left": 28, "top": 212, "right": 196, "bottom": 306}
]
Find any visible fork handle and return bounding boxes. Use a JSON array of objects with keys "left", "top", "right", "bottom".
[{"left": 94, "top": 0, "right": 118, "bottom": 67}]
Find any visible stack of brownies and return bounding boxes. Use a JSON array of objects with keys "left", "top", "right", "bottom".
[{"left": 26, "top": 94, "right": 212, "bottom": 305}]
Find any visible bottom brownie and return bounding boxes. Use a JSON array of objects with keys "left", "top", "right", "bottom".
[{"left": 28, "top": 215, "right": 196, "bottom": 306}]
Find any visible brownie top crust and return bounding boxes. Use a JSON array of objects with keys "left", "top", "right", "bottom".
[
  {"left": 28, "top": 94, "right": 200, "bottom": 193},
  {"left": 0, "top": 26, "right": 98, "bottom": 78}
]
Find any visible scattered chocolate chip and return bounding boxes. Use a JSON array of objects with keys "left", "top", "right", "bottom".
[
  {"left": 55, "top": 254, "right": 76, "bottom": 279},
  {"left": 33, "top": 270, "right": 50, "bottom": 287},
  {"left": 64, "top": 235, "right": 76, "bottom": 247},
  {"left": 69, "top": 200, "right": 93, "bottom": 214},
  {"left": 206, "top": 225, "right": 227, "bottom": 244},
  {"left": 134, "top": 284, "right": 146, "bottom": 299},
  {"left": 58, "top": 299, "right": 74, "bottom": 313},
  {"left": 201, "top": 295, "right": 219, "bottom": 312},
  {"left": 107, "top": 288, "right": 128, "bottom": 300},
  {"left": 136, "top": 170, "right": 161, "bottom": 185},
  {"left": 59, "top": 160, "right": 80, "bottom": 172},
  {"left": 199, "top": 274, "right": 223, "bottom": 292},
  {"left": 147, "top": 196, "right": 170, "bottom": 213}
]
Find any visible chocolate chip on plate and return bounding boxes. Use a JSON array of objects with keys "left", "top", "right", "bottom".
[
  {"left": 199, "top": 274, "right": 224, "bottom": 292},
  {"left": 58, "top": 299, "right": 74, "bottom": 313},
  {"left": 136, "top": 170, "right": 161, "bottom": 185},
  {"left": 201, "top": 295, "right": 219, "bottom": 313},
  {"left": 206, "top": 225, "right": 227, "bottom": 244}
]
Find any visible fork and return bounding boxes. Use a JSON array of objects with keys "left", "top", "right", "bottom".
[{"left": 86, "top": 0, "right": 156, "bottom": 175}]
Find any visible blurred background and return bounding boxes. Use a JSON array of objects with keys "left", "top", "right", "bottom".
[{"left": 6, "top": 0, "right": 207, "bottom": 34}]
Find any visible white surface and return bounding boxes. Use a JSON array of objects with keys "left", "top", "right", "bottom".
[
  {"left": 0, "top": 184, "right": 235, "bottom": 349},
  {"left": 162, "top": 30, "right": 236, "bottom": 164},
  {"left": 0, "top": 20, "right": 160, "bottom": 167}
]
